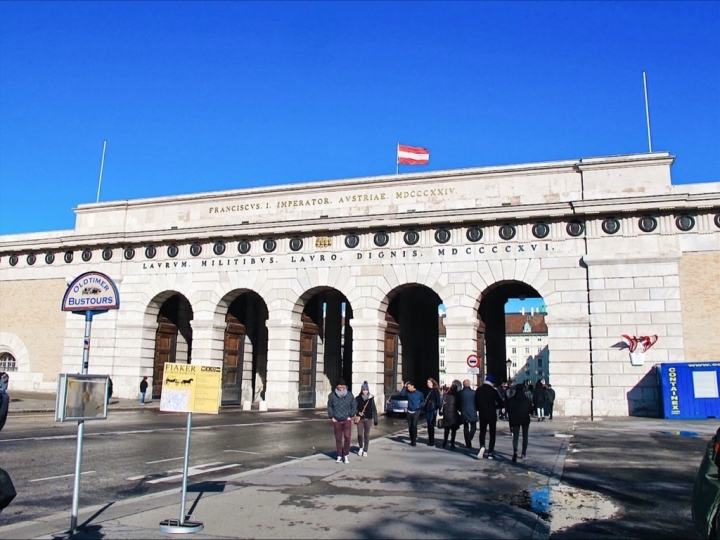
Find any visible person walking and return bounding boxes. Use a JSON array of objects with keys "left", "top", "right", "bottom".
[
  {"left": 474, "top": 374, "right": 505, "bottom": 459},
  {"left": 0, "top": 372, "right": 9, "bottom": 432},
  {"left": 355, "top": 381, "right": 378, "bottom": 457},
  {"left": 400, "top": 381, "right": 424, "bottom": 446},
  {"left": 328, "top": 378, "right": 355, "bottom": 463},
  {"left": 106, "top": 377, "right": 113, "bottom": 405},
  {"left": 140, "top": 376, "right": 149, "bottom": 404},
  {"left": 533, "top": 379, "right": 547, "bottom": 421},
  {"left": 458, "top": 379, "right": 478, "bottom": 450},
  {"left": 545, "top": 383, "right": 556, "bottom": 421},
  {"left": 507, "top": 382, "right": 533, "bottom": 462},
  {"left": 441, "top": 384, "right": 462, "bottom": 449},
  {"left": 0, "top": 372, "right": 8, "bottom": 394},
  {"left": 424, "top": 378, "right": 441, "bottom": 446}
]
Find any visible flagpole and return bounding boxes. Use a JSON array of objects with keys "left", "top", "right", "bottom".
[
  {"left": 95, "top": 140, "right": 107, "bottom": 203},
  {"left": 396, "top": 142, "right": 399, "bottom": 175},
  {"left": 642, "top": 71, "right": 653, "bottom": 153}
]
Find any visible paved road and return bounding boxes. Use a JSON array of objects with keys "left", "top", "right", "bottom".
[{"left": 0, "top": 408, "right": 403, "bottom": 527}]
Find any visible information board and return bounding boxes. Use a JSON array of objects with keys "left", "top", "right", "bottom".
[
  {"left": 159, "top": 363, "right": 222, "bottom": 414},
  {"left": 55, "top": 374, "right": 109, "bottom": 422}
]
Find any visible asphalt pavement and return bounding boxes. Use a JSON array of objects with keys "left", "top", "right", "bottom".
[{"left": 1, "top": 392, "right": 717, "bottom": 539}]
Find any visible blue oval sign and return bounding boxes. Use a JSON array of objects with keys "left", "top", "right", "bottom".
[{"left": 62, "top": 272, "right": 120, "bottom": 311}]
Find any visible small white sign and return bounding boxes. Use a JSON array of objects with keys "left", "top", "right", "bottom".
[
  {"left": 693, "top": 371, "right": 719, "bottom": 399},
  {"left": 467, "top": 368, "right": 480, "bottom": 375}
]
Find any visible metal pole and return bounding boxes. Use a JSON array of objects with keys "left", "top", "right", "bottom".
[
  {"left": 180, "top": 412, "right": 193, "bottom": 524},
  {"left": 642, "top": 72, "right": 653, "bottom": 153},
  {"left": 70, "top": 311, "right": 93, "bottom": 534},
  {"left": 96, "top": 140, "right": 107, "bottom": 203}
]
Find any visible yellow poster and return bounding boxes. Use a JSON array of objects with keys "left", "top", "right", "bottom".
[{"left": 160, "top": 363, "right": 222, "bottom": 414}]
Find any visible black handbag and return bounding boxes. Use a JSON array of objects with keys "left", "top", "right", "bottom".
[{"left": 0, "top": 468, "right": 17, "bottom": 512}]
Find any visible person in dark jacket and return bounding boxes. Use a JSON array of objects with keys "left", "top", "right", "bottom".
[
  {"left": 507, "top": 383, "right": 533, "bottom": 461},
  {"left": 328, "top": 378, "right": 356, "bottom": 463},
  {"left": 140, "top": 376, "right": 148, "bottom": 404},
  {"left": 474, "top": 374, "right": 505, "bottom": 459},
  {"left": 545, "top": 384, "right": 556, "bottom": 420},
  {"left": 424, "top": 378, "right": 441, "bottom": 446},
  {"left": 106, "top": 377, "right": 113, "bottom": 405},
  {"left": 441, "top": 384, "right": 462, "bottom": 449},
  {"left": 533, "top": 379, "right": 547, "bottom": 421},
  {"left": 355, "top": 381, "right": 379, "bottom": 457},
  {"left": 457, "top": 379, "right": 478, "bottom": 450},
  {"left": 400, "top": 381, "right": 425, "bottom": 446}
]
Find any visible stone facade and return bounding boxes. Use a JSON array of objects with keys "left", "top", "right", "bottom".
[{"left": 0, "top": 151, "right": 718, "bottom": 416}]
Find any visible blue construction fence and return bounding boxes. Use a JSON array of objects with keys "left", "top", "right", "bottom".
[{"left": 657, "top": 362, "right": 720, "bottom": 419}]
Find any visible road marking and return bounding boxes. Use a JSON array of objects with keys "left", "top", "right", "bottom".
[
  {"left": 126, "top": 475, "right": 147, "bottom": 481},
  {"left": 29, "top": 471, "right": 96, "bottom": 483},
  {"left": 0, "top": 418, "right": 327, "bottom": 443},
  {"left": 167, "top": 462, "right": 223, "bottom": 473},
  {"left": 224, "top": 450, "right": 260, "bottom": 455},
  {"left": 146, "top": 456, "right": 185, "bottom": 464},
  {"left": 147, "top": 463, "right": 241, "bottom": 484},
  {"left": 284, "top": 455, "right": 302, "bottom": 459}
]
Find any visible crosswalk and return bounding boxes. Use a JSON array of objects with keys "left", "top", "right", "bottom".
[{"left": 125, "top": 461, "right": 241, "bottom": 484}]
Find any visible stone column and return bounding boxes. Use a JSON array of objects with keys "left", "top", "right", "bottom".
[
  {"left": 265, "top": 315, "right": 303, "bottom": 409},
  {"left": 112, "top": 319, "right": 154, "bottom": 399},
  {"left": 188, "top": 319, "right": 224, "bottom": 368},
  {"left": 443, "top": 314, "right": 479, "bottom": 388},
  {"left": 349, "top": 314, "right": 386, "bottom": 406}
]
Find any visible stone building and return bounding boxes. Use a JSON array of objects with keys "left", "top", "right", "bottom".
[
  {"left": 0, "top": 151, "right": 718, "bottom": 417},
  {"left": 505, "top": 311, "right": 549, "bottom": 385}
]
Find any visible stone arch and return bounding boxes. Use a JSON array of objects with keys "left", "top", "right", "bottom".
[{"left": 0, "top": 331, "right": 30, "bottom": 373}]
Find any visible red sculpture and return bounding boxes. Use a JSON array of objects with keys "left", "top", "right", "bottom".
[{"left": 621, "top": 335, "right": 659, "bottom": 353}]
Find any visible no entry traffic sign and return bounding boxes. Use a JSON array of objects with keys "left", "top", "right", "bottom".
[{"left": 467, "top": 354, "right": 480, "bottom": 368}]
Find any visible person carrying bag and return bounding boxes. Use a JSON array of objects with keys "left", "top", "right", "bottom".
[{"left": 355, "top": 382, "right": 378, "bottom": 457}]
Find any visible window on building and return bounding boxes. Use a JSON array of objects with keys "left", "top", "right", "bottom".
[
  {"left": 538, "top": 338, "right": 542, "bottom": 342},
  {"left": 538, "top": 347, "right": 543, "bottom": 354},
  {"left": 512, "top": 362, "right": 517, "bottom": 368},
  {"left": 511, "top": 347, "right": 517, "bottom": 354},
  {"left": 440, "top": 358, "right": 445, "bottom": 368},
  {"left": 538, "top": 358, "right": 543, "bottom": 367},
  {"left": 525, "top": 347, "right": 530, "bottom": 354},
  {"left": 0, "top": 352, "right": 16, "bottom": 372},
  {"left": 525, "top": 337, "right": 530, "bottom": 342}
]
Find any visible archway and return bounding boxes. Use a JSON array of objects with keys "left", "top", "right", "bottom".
[
  {"left": 477, "top": 281, "right": 547, "bottom": 385},
  {"left": 151, "top": 293, "right": 193, "bottom": 399},
  {"left": 384, "top": 285, "right": 443, "bottom": 397},
  {"left": 297, "top": 288, "right": 353, "bottom": 408},
  {"left": 222, "top": 292, "right": 268, "bottom": 406}
]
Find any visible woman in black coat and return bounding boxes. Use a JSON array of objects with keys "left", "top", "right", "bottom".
[
  {"left": 441, "top": 384, "right": 462, "bottom": 449},
  {"left": 424, "top": 378, "right": 441, "bottom": 447},
  {"left": 507, "top": 383, "right": 533, "bottom": 461}
]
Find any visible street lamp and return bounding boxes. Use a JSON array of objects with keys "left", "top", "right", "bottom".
[{"left": 506, "top": 358, "right": 512, "bottom": 383}]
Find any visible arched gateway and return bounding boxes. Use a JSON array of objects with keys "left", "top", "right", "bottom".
[{"left": 1, "top": 152, "right": 719, "bottom": 417}]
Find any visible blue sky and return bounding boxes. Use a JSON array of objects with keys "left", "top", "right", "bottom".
[{"left": 1, "top": 1, "right": 718, "bottom": 235}]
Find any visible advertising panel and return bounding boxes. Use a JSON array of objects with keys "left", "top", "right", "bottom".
[{"left": 159, "top": 363, "right": 222, "bottom": 414}]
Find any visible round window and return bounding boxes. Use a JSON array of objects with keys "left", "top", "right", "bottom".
[
  {"left": 238, "top": 240, "right": 251, "bottom": 254},
  {"left": 345, "top": 234, "right": 359, "bottom": 249},
  {"left": 638, "top": 216, "right": 657, "bottom": 233},
  {"left": 435, "top": 228, "right": 451, "bottom": 244},
  {"left": 82, "top": 249, "right": 92, "bottom": 262},
  {"left": 168, "top": 245, "right": 179, "bottom": 258},
  {"left": 45, "top": 253, "right": 55, "bottom": 265},
  {"left": 289, "top": 237, "right": 303, "bottom": 252},
  {"left": 27, "top": 253, "right": 36, "bottom": 265},
  {"left": 566, "top": 221, "right": 585, "bottom": 237},
  {"left": 9, "top": 255, "right": 18, "bottom": 267},
  {"left": 124, "top": 247, "right": 135, "bottom": 260},
  {"left": 190, "top": 243, "right": 202, "bottom": 257},
  {"left": 466, "top": 226, "right": 483, "bottom": 242},
  {"left": 715, "top": 213, "right": 720, "bottom": 229},
  {"left": 499, "top": 224, "right": 516, "bottom": 241},
  {"left": 64, "top": 251, "right": 74, "bottom": 264},
  {"left": 532, "top": 223, "right": 550, "bottom": 239},
  {"left": 213, "top": 241, "right": 226, "bottom": 255},
  {"left": 602, "top": 218, "right": 620, "bottom": 235},
  {"left": 675, "top": 214, "right": 695, "bottom": 232},
  {"left": 102, "top": 248, "right": 113, "bottom": 261},
  {"left": 263, "top": 238, "right": 276, "bottom": 253},
  {"left": 145, "top": 245, "right": 157, "bottom": 259},
  {"left": 374, "top": 232, "right": 389, "bottom": 247},
  {"left": 404, "top": 230, "right": 419, "bottom": 246}
]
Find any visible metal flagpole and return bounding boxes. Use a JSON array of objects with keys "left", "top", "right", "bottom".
[
  {"left": 642, "top": 72, "right": 653, "bottom": 153},
  {"left": 396, "top": 142, "right": 399, "bottom": 175},
  {"left": 95, "top": 140, "right": 107, "bottom": 203}
]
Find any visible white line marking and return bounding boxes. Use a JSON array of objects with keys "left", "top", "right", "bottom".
[
  {"left": 0, "top": 418, "right": 326, "bottom": 443},
  {"left": 284, "top": 455, "right": 302, "bottom": 459},
  {"left": 29, "top": 471, "right": 96, "bottom": 483},
  {"left": 147, "top": 463, "right": 241, "bottom": 484},
  {"left": 146, "top": 456, "right": 185, "bottom": 464},
  {"left": 224, "top": 450, "right": 260, "bottom": 455},
  {"left": 126, "top": 475, "right": 147, "bottom": 481},
  {"left": 167, "top": 462, "right": 223, "bottom": 473}
]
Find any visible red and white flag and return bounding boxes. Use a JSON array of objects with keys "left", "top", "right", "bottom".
[{"left": 397, "top": 144, "right": 429, "bottom": 165}]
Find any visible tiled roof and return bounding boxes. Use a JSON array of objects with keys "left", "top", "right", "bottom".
[{"left": 505, "top": 313, "right": 547, "bottom": 334}]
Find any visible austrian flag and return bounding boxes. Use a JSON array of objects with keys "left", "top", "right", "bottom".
[{"left": 397, "top": 144, "right": 430, "bottom": 165}]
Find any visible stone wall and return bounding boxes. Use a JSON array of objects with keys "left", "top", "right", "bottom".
[{"left": 680, "top": 251, "right": 720, "bottom": 361}]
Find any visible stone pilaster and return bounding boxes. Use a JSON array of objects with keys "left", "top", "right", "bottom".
[
  {"left": 443, "top": 315, "right": 480, "bottom": 387},
  {"left": 264, "top": 316, "right": 303, "bottom": 409},
  {"left": 349, "top": 315, "right": 387, "bottom": 405}
]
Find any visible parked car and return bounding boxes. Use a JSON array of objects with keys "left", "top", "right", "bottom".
[
  {"left": 385, "top": 393, "right": 408, "bottom": 416},
  {"left": 692, "top": 427, "right": 720, "bottom": 539}
]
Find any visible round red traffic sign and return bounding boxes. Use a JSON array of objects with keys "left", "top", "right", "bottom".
[{"left": 467, "top": 354, "right": 479, "bottom": 368}]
